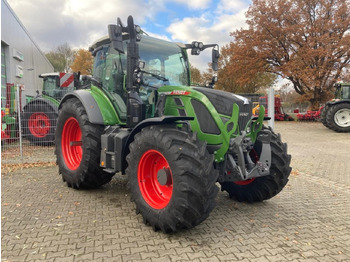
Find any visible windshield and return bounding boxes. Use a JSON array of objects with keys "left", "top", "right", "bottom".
[
  {"left": 335, "top": 84, "right": 350, "bottom": 99},
  {"left": 91, "top": 36, "right": 190, "bottom": 120},
  {"left": 139, "top": 36, "right": 189, "bottom": 88},
  {"left": 341, "top": 85, "right": 350, "bottom": 99},
  {"left": 43, "top": 76, "right": 75, "bottom": 99},
  {"left": 43, "top": 77, "right": 58, "bottom": 95},
  {"left": 92, "top": 36, "right": 189, "bottom": 91}
]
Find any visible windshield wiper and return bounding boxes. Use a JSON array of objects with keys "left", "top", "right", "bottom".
[{"left": 142, "top": 70, "right": 169, "bottom": 82}]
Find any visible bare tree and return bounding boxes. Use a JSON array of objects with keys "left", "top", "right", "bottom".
[{"left": 46, "top": 43, "right": 76, "bottom": 72}]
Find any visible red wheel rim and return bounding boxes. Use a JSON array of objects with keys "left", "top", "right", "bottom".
[
  {"left": 28, "top": 112, "right": 50, "bottom": 138},
  {"left": 234, "top": 149, "right": 258, "bottom": 186},
  {"left": 235, "top": 179, "right": 255, "bottom": 185},
  {"left": 61, "top": 117, "right": 82, "bottom": 170},
  {"left": 138, "top": 150, "right": 173, "bottom": 209}
]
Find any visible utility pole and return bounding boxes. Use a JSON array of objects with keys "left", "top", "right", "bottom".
[{"left": 268, "top": 87, "right": 275, "bottom": 130}]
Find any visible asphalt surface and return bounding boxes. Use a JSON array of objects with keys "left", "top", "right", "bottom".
[{"left": 2, "top": 121, "right": 350, "bottom": 261}]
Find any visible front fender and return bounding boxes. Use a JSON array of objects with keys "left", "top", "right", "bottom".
[
  {"left": 121, "top": 116, "right": 194, "bottom": 173},
  {"left": 127, "top": 116, "right": 194, "bottom": 143}
]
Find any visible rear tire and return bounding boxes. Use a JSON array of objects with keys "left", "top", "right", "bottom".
[
  {"left": 325, "top": 103, "right": 350, "bottom": 132},
  {"left": 23, "top": 104, "right": 57, "bottom": 146},
  {"left": 320, "top": 106, "right": 329, "bottom": 127},
  {"left": 55, "top": 98, "right": 113, "bottom": 188},
  {"left": 127, "top": 125, "right": 219, "bottom": 233},
  {"left": 220, "top": 126, "right": 291, "bottom": 202}
]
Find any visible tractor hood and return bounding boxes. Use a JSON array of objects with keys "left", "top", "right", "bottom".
[{"left": 193, "top": 87, "right": 252, "bottom": 130}]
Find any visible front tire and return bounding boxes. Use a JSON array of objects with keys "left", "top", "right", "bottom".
[
  {"left": 220, "top": 126, "right": 291, "bottom": 202},
  {"left": 55, "top": 98, "right": 113, "bottom": 188},
  {"left": 127, "top": 125, "right": 218, "bottom": 233},
  {"left": 326, "top": 103, "right": 350, "bottom": 132}
]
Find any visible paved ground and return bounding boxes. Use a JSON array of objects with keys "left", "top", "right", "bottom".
[{"left": 2, "top": 121, "right": 350, "bottom": 261}]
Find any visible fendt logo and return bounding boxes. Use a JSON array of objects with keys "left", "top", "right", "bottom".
[
  {"left": 59, "top": 73, "right": 74, "bottom": 88},
  {"left": 170, "top": 90, "right": 191, "bottom": 95}
]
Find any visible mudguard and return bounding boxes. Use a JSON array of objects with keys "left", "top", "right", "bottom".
[
  {"left": 120, "top": 116, "right": 194, "bottom": 173},
  {"left": 23, "top": 97, "right": 59, "bottom": 114},
  {"left": 126, "top": 116, "right": 194, "bottom": 146},
  {"left": 326, "top": 99, "right": 350, "bottom": 106},
  {"left": 60, "top": 90, "right": 105, "bottom": 125}
]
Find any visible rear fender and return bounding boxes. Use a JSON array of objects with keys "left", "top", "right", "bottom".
[
  {"left": 23, "top": 97, "right": 59, "bottom": 114},
  {"left": 327, "top": 100, "right": 350, "bottom": 106},
  {"left": 59, "top": 87, "right": 121, "bottom": 125}
]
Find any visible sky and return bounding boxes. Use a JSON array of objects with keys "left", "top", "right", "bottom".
[{"left": 6, "top": 0, "right": 252, "bottom": 72}]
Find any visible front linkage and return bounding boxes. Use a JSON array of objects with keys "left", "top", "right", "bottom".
[
  {"left": 224, "top": 129, "right": 271, "bottom": 182},
  {"left": 215, "top": 104, "right": 273, "bottom": 183}
]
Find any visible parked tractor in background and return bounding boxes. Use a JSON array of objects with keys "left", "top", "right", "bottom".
[
  {"left": 55, "top": 16, "right": 291, "bottom": 233},
  {"left": 253, "top": 95, "right": 294, "bottom": 121},
  {"left": 320, "top": 82, "right": 350, "bottom": 132},
  {"left": 22, "top": 72, "right": 88, "bottom": 145}
]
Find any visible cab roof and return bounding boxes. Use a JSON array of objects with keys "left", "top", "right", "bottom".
[
  {"left": 39, "top": 72, "right": 59, "bottom": 78},
  {"left": 89, "top": 34, "right": 185, "bottom": 53}
]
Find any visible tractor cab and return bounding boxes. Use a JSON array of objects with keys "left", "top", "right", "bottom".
[
  {"left": 335, "top": 83, "right": 350, "bottom": 100},
  {"left": 90, "top": 35, "right": 191, "bottom": 120},
  {"left": 39, "top": 72, "right": 82, "bottom": 100},
  {"left": 89, "top": 20, "right": 219, "bottom": 127},
  {"left": 39, "top": 73, "right": 61, "bottom": 99}
]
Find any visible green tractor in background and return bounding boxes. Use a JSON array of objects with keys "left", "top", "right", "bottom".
[
  {"left": 22, "top": 72, "right": 88, "bottom": 145},
  {"left": 55, "top": 16, "right": 291, "bottom": 233},
  {"left": 320, "top": 82, "right": 350, "bottom": 132}
]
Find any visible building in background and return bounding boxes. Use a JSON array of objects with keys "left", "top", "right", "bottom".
[{"left": 1, "top": 0, "right": 54, "bottom": 107}]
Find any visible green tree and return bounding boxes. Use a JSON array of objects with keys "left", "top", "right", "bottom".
[
  {"left": 230, "top": 0, "right": 350, "bottom": 109},
  {"left": 45, "top": 43, "right": 76, "bottom": 72},
  {"left": 45, "top": 52, "right": 65, "bottom": 72},
  {"left": 190, "top": 65, "right": 202, "bottom": 86}
]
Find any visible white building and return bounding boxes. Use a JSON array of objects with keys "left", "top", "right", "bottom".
[{"left": 1, "top": 0, "right": 54, "bottom": 107}]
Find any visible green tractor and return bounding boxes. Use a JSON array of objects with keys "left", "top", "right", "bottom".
[
  {"left": 320, "top": 82, "right": 350, "bottom": 132},
  {"left": 55, "top": 16, "right": 291, "bottom": 233},
  {"left": 22, "top": 72, "right": 87, "bottom": 145}
]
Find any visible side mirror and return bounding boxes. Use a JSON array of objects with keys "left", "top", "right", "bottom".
[
  {"left": 108, "top": 24, "right": 124, "bottom": 53},
  {"left": 212, "top": 47, "right": 220, "bottom": 71},
  {"left": 74, "top": 71, "right": 81, "bottom": 88}
]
